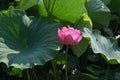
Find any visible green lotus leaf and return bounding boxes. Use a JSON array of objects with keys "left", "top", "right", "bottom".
[
  {"left": 108, "top": 0, "right": 120, "bottom": 16},
  {"left": 0, "top": 10, "right": 62, "bottom": 69},
  {"left": 84, "top": 28, "right": 120, "bottom": 64},
  {"left": 38, "top": 0, "right": 87, "bottom": 23},
  {"left": 86, "top": 0, "right": 110, "bottom": 28},
  {"left": 71, "top": 14, "right": 91, "bottom": 57},
  {"left": 17, "top": 0, "right": 37, "bottom": 10}
]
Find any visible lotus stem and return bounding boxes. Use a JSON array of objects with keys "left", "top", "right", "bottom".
[{"left": 65, "top": 45, "right": 69, "bottom": 80}]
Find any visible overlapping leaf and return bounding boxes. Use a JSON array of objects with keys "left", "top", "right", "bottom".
[
  {"left": 0, "top": 10, "right": 62, "bottom": 69},
  {"left": 39, "top": 0, "right": 87, "bottom": 23},
  {"left": 84, "top": 28, "right": 120, "bottom": 64},
  {"left": 86, "top": 0, "right": 110, "bottom": 28},
  {"left": 71, "top": 14, "right": 92, "bottom": 57},
  {"left": 17, "top": 0, "right": 37, "bottom": 10}
]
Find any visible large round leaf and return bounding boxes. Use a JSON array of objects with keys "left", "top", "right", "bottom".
[
  {"left": 0, "top": 10, "right": 62, "bottom": 69},
  {"left": 86, "top": 0, "right": 110, "bottom": 28},
  {"left": 38, "top": 0, "right": 87, "bottom": 23},
  {"left": 84, "top": 28, "right": 120, "bottom": 64}
]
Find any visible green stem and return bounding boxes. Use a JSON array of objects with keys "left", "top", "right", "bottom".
[
  {"left": 27, "top": 69, "right": 31, "bottom": 80},
  {"left": 105, "top": 64, "right": 110, "bottom": 80},
  {"left": 65, "top": 45, "right": 69, "bottom": 80},
  {"left": 32, "top": 69, "right": 39, "bottom": 80},
  {"left": 52, "top": 60, "right": 59, "bottom": 80}
]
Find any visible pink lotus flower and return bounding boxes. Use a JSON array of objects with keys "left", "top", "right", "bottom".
[{"left": 58, "top": 26, "right": 83, "bottom": 45}]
